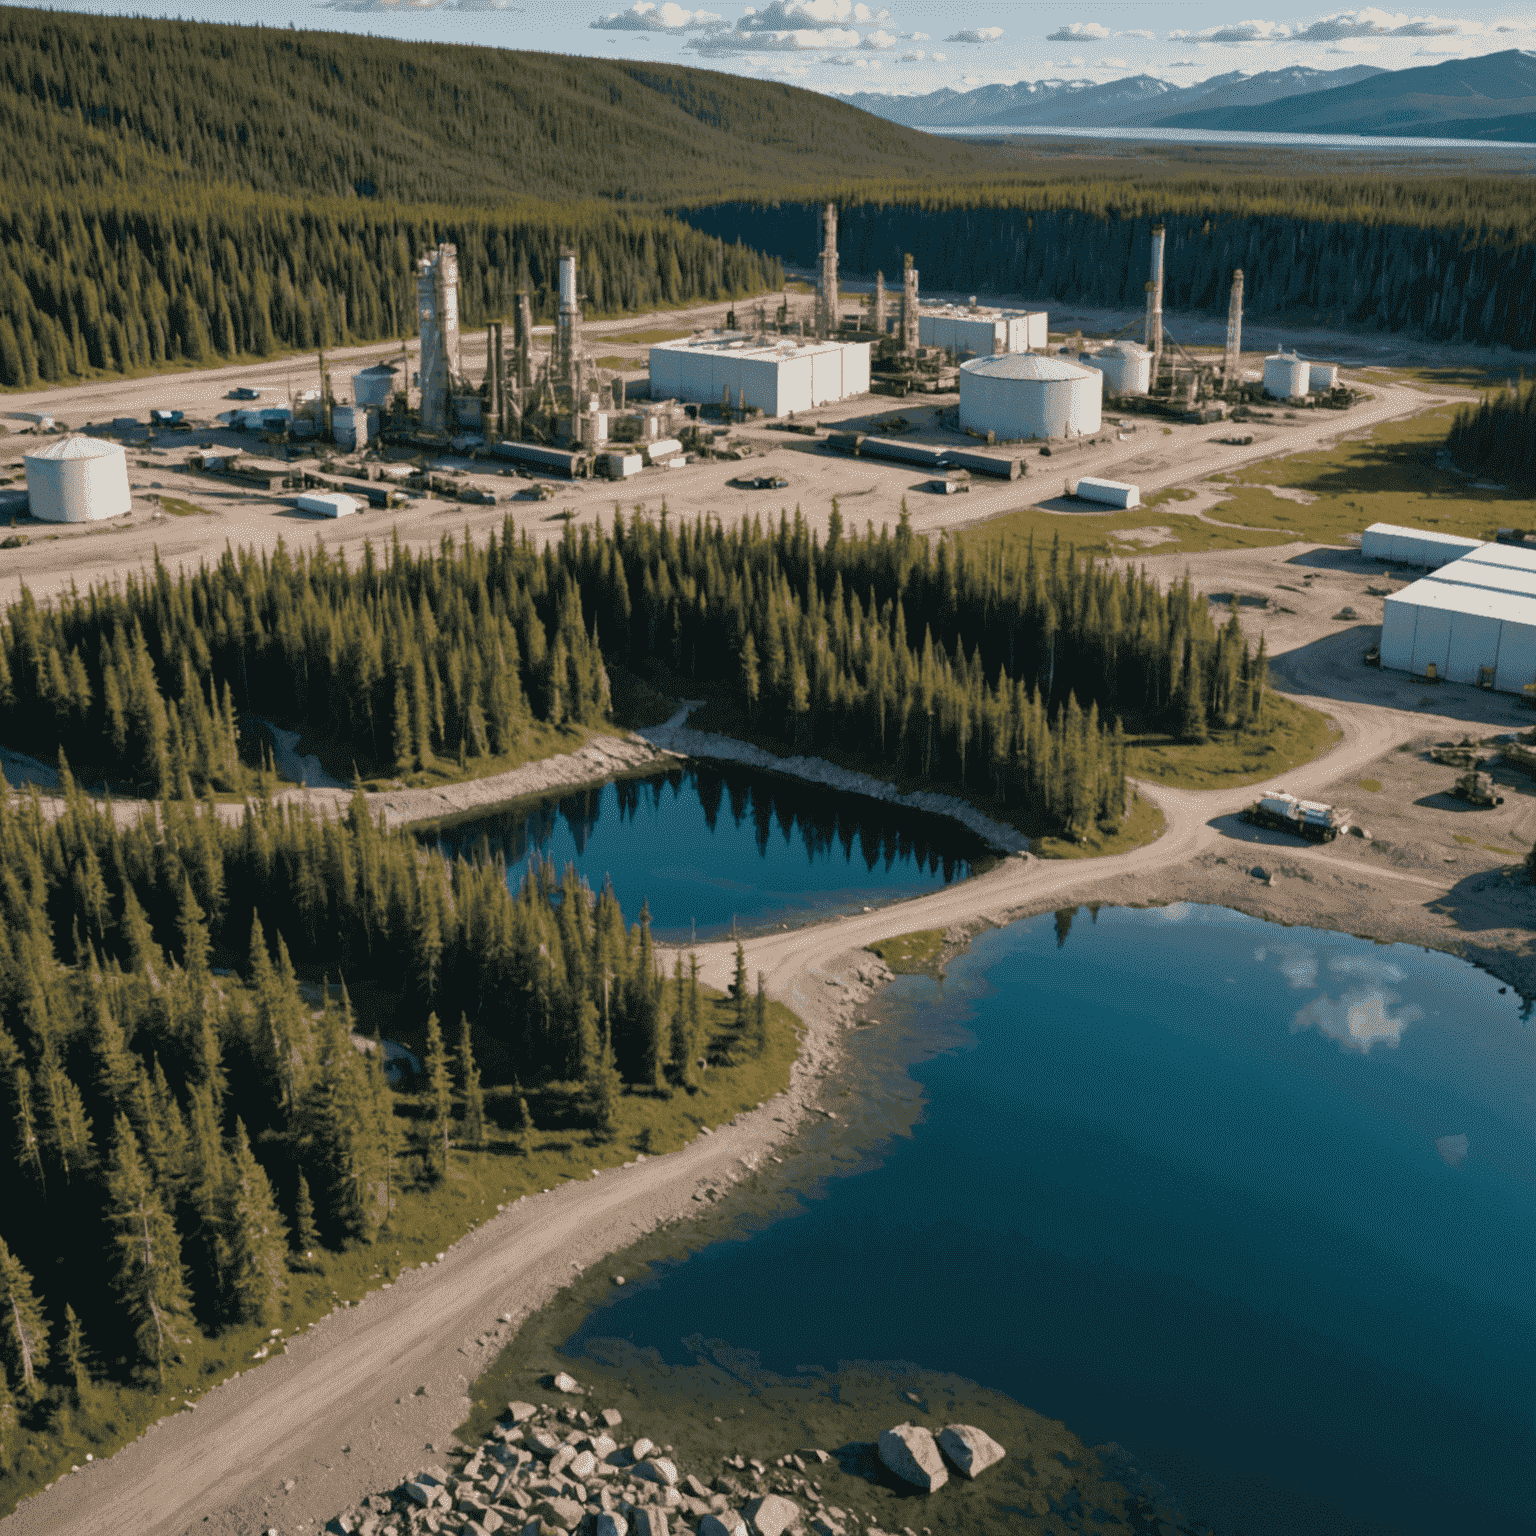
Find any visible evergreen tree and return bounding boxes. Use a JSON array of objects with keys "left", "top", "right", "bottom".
[
  {"left": 221, "top": 1120, "right": 288, "bottom": 1327},
  {"left": 511, "top": 1092, "right": 534, "bottom": 1157},
  {"left": 62, "top": 1304, "right": 89, "bottom": 1398},
  {"left": 731, "top": 942, "right": 748, "bottom": 1030},
  {"left": 422, "top": 1013, "right": 452, "bottom": 1182},
  {"left": 456, "top": 1014, "right": 485, "bottom": 1151},
  {"left": 0, "top": 1237, "right": 49, "bottom": 1397},
  {"left": 588, "top": 1041, "right": 622, "bottom": 1141},
  {"left": 752, "top": 973, "right": 768, "bottom": 1056},
  {"left": 292, "top": 1172, "right": 319, "bottom": 1259}
]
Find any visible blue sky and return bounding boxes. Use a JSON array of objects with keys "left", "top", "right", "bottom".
[{"left": 35, "top": 1, "right": 1535, "bottom": 95}]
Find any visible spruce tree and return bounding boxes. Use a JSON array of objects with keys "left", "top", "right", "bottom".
[
  {"left": 292, "top": 1172, "right": 319, "bottom": 1259},
  {"left": 221, "top": 1120, "right": 288, "bottom": 1327},
  {"left": 62, "top": 1304, "right": 89, "bottom": 1398},
  {"left": 731, "top": 942, "right": 748, "bottom": 1030},
  {"left": 422, "top": 1012, "right": 452, "bottom": 1183},
  {"left": 511, "top": 1092, "right": 534, "bottom": 1157},
  {"left": 456, "top": 1014, "right": 485, "bottom": 1151},
  {"left": 752, "top": 972, "right": 769, "bottom": 1056},
  {"left": 0, "top": 1237, "right": 49, "bottom": 1397},
  {"left": 588, "top": 1042, "right": 622, "bottom": 1141},
  {"left": 0, "top": 1370, "right": 15, "bottom": 1473},
  {"left": 103, "top": 1115, "right": 196, "bottom": 1380}
]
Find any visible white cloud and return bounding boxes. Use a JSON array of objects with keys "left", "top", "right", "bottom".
[
  {"left": 688, "top": 24, "right": 862, "bottom": 52},
  {"left": 737, "top": 0, "right": 885, "bottom": 27},
  {"left": 1292, "top": 987, "right": 1422, "bottom": 1052},
  {"left": 931, "top": 50, "right": 946, "bottom": 61},
  {"left": 1099, "top": 55, "right": 1128, "bottom": 67},
  {"left": 1327, "top": 36, "right": 1383, "bottom": 50},
  {"left": 1169, "top": 19, "right": 1292, "bottom": 43},
  {"left": 861, "top": 27, "right": 900, "bottom": 48},
  {"left": 911, "top": 31, "right": 929, "bottom": 41},
  {"left": 947, "top": 27, "right": 1005, "bottom": 43},
  {"left": 899, "top": 48, "right": 924, "bottom": 60},
  {"left": 1167, "top": 57, "right": 1199, "bottom": 65},
  {"left": 1046, "top": 21, "right": 1110, "bottom": 42},
  {"left": 590, "top": 2, "right": 723, "bottom": 31},
  {"left": 1293, "top": 9, "right": 1458, "bottom": 41},
  {"left": 323, "top": 0, "right": 523, "bottom": 10},
  {"left": 1118, "top": 28, "right": 1155, "bottom": 40}
]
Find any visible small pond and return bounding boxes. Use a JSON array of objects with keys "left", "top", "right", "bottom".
[{"left": 422, "top": 761, "right": 985, "bottom": 943}]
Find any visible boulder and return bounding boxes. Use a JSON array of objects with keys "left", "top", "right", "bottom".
[
  {"left": 877, "top": 1424, "right": 948, "bottom": 1493},
  {"left": 631, "top": 1513, "right": 670, "bottom": 1536},
  {"left": 506, "top": 1402, "right": 538, "bottom": 1424},
  {"left": 634, "top": 1457, "right": 679, "bottom": 1487},
  {"left": 743, "top": 1493, "right": 799, "bottom": 1536},
  {"left": 527, "top": 1430, "right": 564, "bottom": 1460},
  {"left": 595, "top": 1514, "right": 629, "bottom": 1536},
  {"left": 552, "top": 1372, "right": 582, "bottom": 1395},
  {"left": 699, "top": 1514, "right": 748, "bottom": 1536},
  {"left": 547, "top": 1446, "right": 575, "bottom": 1477},
  {"left": 629, "top": 1438, "right": 656, "bottom": 1463},
  {"left": 937, "top": 1424, "right": 1006, "bottom": 1480},
  {"left": 532, "top": 1496, "right": 585, "bottom": 1531},
  {"left": 569, "top": 1450, "right": 597, "bottom": 1480},
  {"left": 404, "top": 1482, "right": 438, "bottom": 1508},
  {"left": 587, "top": 1434, "right": 618, "bottom": 1460},
  {"left": 600, "top": 1408, "right": 625, "bottom": 1428}
]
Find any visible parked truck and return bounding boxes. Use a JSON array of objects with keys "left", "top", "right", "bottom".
[{"left": 1243, "top": 790, "right": 1351, "bottom": 843}]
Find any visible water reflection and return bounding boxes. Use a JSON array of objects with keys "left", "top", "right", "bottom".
[
  {"left": 1256, "top": 945, "right": 1425, "bottom": 1052},
  {"left": 421, "top": 761, "right": 981, "bottom": 941}
]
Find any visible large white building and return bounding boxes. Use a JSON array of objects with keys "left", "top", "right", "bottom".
[
  {"left": 648, "top": 333, "right": 870, "bottom": 416},
  {"left": 23, "top": 436, "right": 132, "bottom": 522},
  {"left": 917, "top": 304, "right": 1047, "bottom": 357},
  {"left": 1361, "top": 521, "right": 1483, "bottom": 570},
  {"left": 1378, "top": 537, "right": 1536, "bottom": 693},
  {"left": 959, "top": 353, "right": 1102, "bottom": 440}
]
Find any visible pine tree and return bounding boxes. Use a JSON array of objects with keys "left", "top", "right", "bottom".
[
  {"left": 422, "top": 1012, "right": 452, "bottom": 1182},
  {"left": 511, "top": 1092, "right": 534, "bottom": 1157},
  {"left": 456, "top": 1014, "right": 485, "bottom": 1151},
  {"left": 731, "top": 942, "right": 748, "bottom": 1030},
  {"left": 752, "top": 972, "right": 769, "bottom": 1056},
  {"left": 221, "top": 1120, "right": 288, "bottom": 1327},
  {"left": 62, "top": 1304, "right": 89, "bottom": 1398},
  {"left": 588, "top": 1041, "right": 622, "bottom": 1141},
  {"left": 292, "top": 1172, "right": 319, "bottom": 1259},
  {"left": 0, "top": 1369, "right": 15, "bottom": 1473},
  {"left": 103, "top": 1115, "right": 196, "bottom": 1380},
  {"left": 0, "top": 1237, "right": 49, "bottom": 1397}
]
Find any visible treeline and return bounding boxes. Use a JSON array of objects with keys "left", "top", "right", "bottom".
[
  {"left": 0, "top": 771, "right": 758, "bottom": 1409},
  {"left": 2, "top": 508, "right": 1267, "bottom": 837},
  {"left": 1447, "top": 380, "right": 1536, "bottom": 487},
  {"left": 0, "top": 193, "right": 779, "bottom": 388},
  {"left": 680, "top": 200, "right": 1536, "bottom": 350}
]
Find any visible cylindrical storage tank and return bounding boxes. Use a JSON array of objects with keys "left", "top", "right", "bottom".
[
  {"left": 23, "top": 436, "right": 131, "bottom": 523},
  {"left": 959, "top": 354, "right": 1102, "bottom": 440},
  {"left": 1308, "top": 362, "right": 1338, "bottom": 392},
  {"left": 1264, "top": 353, "right": 1309, "bottom": 399},
  {"left": 352, "top": 365, "right": 397, "bottom": 409},
  {"left": 1084, "top": 341, "right": 1152, "bottom": 396},
  {"left": 559, "top": 254, "right": 577, "bottom": 310}
]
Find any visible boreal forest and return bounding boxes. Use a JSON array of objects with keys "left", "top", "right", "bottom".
[
  {"left": 1447, "top": 380, "right": 1536, "bottom": 488},
  {"left": 2, "top": 10, "right": 1534, "bottom": 387}
]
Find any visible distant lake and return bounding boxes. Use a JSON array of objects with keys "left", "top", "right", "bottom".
[
  {"left": 543, "top": 905, "right": 1535, "bottom": 1536},
  {"left": 929, "top": 123, "right": 1536, "bottom": 154},
  {"left": 421, "top": 762, "right": 983, "bottom": 943}
]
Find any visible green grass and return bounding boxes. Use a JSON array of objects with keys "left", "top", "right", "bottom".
[
  {"left": 1358, "top": 777, "right": 1382, "bottom": 792},
  {"left": 865, "top": 929, "right": 946, "bottom": 976},
  {"left": 1032, "top": 784, "right": 1165, "bottom": 859},
  {"left": 1124, "top": 694, "right": 1339, "bottom": 791},
  {"left": 592, "top": 355, "right": 644, "bottom": 372},
  {"left": 156, "top": 496, "right": 212, "bottom": 517},
  {"left": 958, "top": 502, "right": 1293, "bottom": 564},
  {"left": 0, "top": 985, "right": 799, "bottom": 1517}
]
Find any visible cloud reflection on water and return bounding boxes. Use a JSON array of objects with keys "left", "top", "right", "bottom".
[{"left": 1256, "top": 946, "right": 1423, "bottom": 1052}]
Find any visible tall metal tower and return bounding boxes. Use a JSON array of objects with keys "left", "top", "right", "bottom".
[
  {"left": 416, "top": 242, "right": 462, "bottom": 433},
  {"left": 901, "top": 253, "right": 919, "bottom": 355},
  {"left": 1224, "top": 269, "right": 1245, "bottom": 392},
  {"left": 1145, "top": 224, "right": 1166, "bottom": 378},
  {"left": 817, "top": 203, "right": 840, "bottom": 340},
  {"left": 554, "top": 249, "right": 583, "bottom": 404}
]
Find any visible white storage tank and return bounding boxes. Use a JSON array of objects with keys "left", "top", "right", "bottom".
[
  {"left": 352, "top": 364, "right": 398, "bottom": 409},
  {"left": 959, "top": 353, "right": 1102, "bottom": 440},
  {"left": 297, "top": 492, "right": 360, "bottom": 518},
  {"left": 1308, "top": 361, "right": 1339, "bottom": 392},
  {"left": 333, "top": 406, "right": 375, "bottom": 452},
  {"left": 1081, "top": 341, "right": 1152, "bottom": 396},
  {"left": 1263, "top": 353, "right": 1309, "bottom": 399},
  {"left": 1075, "top": 477, "right": 1141, "bottom": 508},
  {"left": 23, "top": 436, "right": 131, "bottom": 523}
]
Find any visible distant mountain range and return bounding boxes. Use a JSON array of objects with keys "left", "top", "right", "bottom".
[{"left": 840, "top": 50, "right": 1536, "bottom": 143}]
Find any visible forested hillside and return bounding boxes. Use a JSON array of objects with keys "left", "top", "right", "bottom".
[
  {"left": 1447, "top": 381, "right": 1536, "bottom": 487},
  {"left": 0, "top": 509, "right": 1270, "bottom": 836}
]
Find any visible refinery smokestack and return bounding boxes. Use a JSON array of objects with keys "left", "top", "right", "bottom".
[
  {"left": 1224, "top": 268, "right": 1244, "bottom": 391},
  {"left": 901, "top": 253, "right": 919, "bottom": 355},
  {"left": 818, "top": 203, "right": 839, "bottom": 339},
  {"left": 556, "top": 248, "right": 582, "bottom": 403},
  {"left": 1145, "top": 223, "right": 1165, "bottom": 370},
  {"left": 416, "top": 242, "right": 462, "bottom": 433},
  {"left": 873, "top": 270, "right": 887, "bottom": 336}
]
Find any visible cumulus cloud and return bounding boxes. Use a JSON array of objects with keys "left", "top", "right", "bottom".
[
  {"left": 900, "top": 48, "right": 924, "bottom": 60},
  {"left": 323, "top": 0, "right": 523, "bottom": 10},
  {"left": 686, "top": 0, "right": 911, "bottom": 53},
  {"left": 590, "top": 2, "right": 723, "bottom": 31},
  {"left": 860, "top": 27, "right": 901, "bottom": 48},
  {"left": 1293, "top": 8, "right": 1458, "bottom": 40},
  {"left": 1118, "top": 28, "right": 1155, "bottom": 39},
  {"left": 1046, "top": 21, "right": 1110, "bottom": 41},
  {"left": 737, "top": 0, "right": 887, "bottom": 27},
  {"left": 1169, "top": 19, "right": 1293, "bottom": 43},
  {"left": 1099, "top": 55, "right": 1129, "bottom": 67},
  {"left": 947, "top": 27, "right": 1005, "bottom": 43},
  {"left": 931, "top": 49, "right": 946, "bottom": 60},
  {"left": 688, "top": 24, "right": 861, "bottom": 52}
]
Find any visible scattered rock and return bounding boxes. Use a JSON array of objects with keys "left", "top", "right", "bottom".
[
  {"left": 596, "top": 1513, "right": 630, "bottom": 1536},
  {"left": 877, "top": 1424, "right": 949, "bottom": 1493},
  {"left": 1249, "top": 865, "right": 1269, "bottom": 881},
  {"left": 937, "top": 1424, "right": 1006, "bottom": 1479},
  {"left": 506, "top": 1401, "right": 538, "bottom": 1423},
  {"left": 630, "top": 1437, "right": 657, "bottom": 1462},
  {"left": 797, "top": 1448, "right": 831, "bottom": 1465},
  {"left": 533, "top": 1495, "right": 586, "bottom": 1531},
  {"left": 600, "top": 1408, "right": 624, "bottom": 1428},
  {"left": 743, "top": 1492, "right": 800, "bottom": 1536},
  {"left": 551, "top": 1371, "right": 582, "bottom": 1395},
  {"left": 631, "top": 1511, "right": 671, "bottom": 1536},
  {"left": 634, "top": 1456, "right": 679, "bottom": 1487},
  {"left": 699, "top": 1513, "right": 749, "bottom": 1536}
]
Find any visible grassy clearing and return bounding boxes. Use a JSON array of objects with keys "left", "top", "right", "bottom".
[
  {"left": 958, "top": 502, "right": 1292, "bottom": 564},
  {"left": 865, "top": 928, "right": 946, "bottom": 976},
  {"left": 1124, "top": 694, "right": 1338, "bottom": 791},
  {"left": 1359, "top": 777, "right": 1382, "bottom": 792},
  {"left": 605, "top": 328, "right": 694, "bottom": 346},
  {"left": 155, "top": 496, "right": 213, "bottom": 517},
  {"left": 592, "top": 355, "right": 645, "bottom": 373},
  {"left": 0, "top": 986, "right": 799, "bottom": 1517},
  {"left": 1033, "top": 785, "right": 1165, "bottom": 859}
]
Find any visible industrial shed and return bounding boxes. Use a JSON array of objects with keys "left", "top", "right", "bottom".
[
  {"left": 918, "top": 305, "right": 1047, "bottom": 357},
  {"left": 1361, "top": 522, "right": 1484, "bottom": 569},
  {"left": 649, "top": 334, "right": 870, "bottom": 416}
]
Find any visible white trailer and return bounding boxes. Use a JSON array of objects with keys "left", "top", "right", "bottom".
[
  {"left": 1074, "top": 476, "right": 1141, "bottom": 509},
  {"left": 297, "top": 492, "right": 360, "bottom": 518}
]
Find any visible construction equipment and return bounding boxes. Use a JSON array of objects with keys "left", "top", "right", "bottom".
[
  {"left": 1452, "top": 770, "right": 1503, "bottom": 807},
  {"left": 1429, "top": 739, "right": 1483, "bottom": 768},
  {"left": 1243, "top": 790, "right": 1351, "bottom": 843},
  {"left": 1502, "top": 737, "right": 1536, "bottom": 775}
]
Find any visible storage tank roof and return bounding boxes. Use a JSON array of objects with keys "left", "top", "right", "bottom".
[
  {"left": 962, "top": 354, "right": 1095, "bottom": 382},
  {"left": 25, "top": 435, "right": 125, "bottom": 462},
  {"left": 1100, "top": 341, "right": 1149, "bottom": 357},
  {"left": 356, "top": 363, "right": 398, "bottom": 374}
]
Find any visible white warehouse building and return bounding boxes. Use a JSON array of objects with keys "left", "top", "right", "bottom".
[
  {"left": 959, "top": 353, "right": 1102, "bottom": 440},
  {"left": 1361, "top": 521, "right": 1484, "bottom": 569},
  {"left": 23, "top": 436, "right": 132, "bottom": 523},
  {"left": 648, "top": 333, "right": 870, "bottom": 416},
  {"left": 918, "top": 304, "right": 1047, "bottom": 357},
  {"left": 1378, "top": 537, "right": 1536, "bottom": 694}
]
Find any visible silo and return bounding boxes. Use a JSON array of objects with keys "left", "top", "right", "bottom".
[
  {"left": 959, "top": 354, "right": 1102, "bottom": 440},
  {"left": 23, "top": 436, "right": 132, "bottom": 523},
  {"left": 1263, "top": 353, "right": 1309, "bottom": 399},
  {"left": 1308, "top": 361, "right": 1339, "bottom": 392},
  {"left": 352, "top": 364, "right": 398, "bottom": 409},
  {"left": 1082, "top": 341, "right": 1152, "bottom": 396}
]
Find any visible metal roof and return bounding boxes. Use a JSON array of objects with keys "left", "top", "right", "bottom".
[
  {"left": 1425, "top": 562, "right": 1536, "bottom": 600},
  {"left": 651, "top": 333, "right": 861, "bottom": 361},
  {"left": 1363, "top": 521, "right": 1483, "bottom": 551},
  {"left": 1386, "top": 576, "right": 1536, "bottom": 625},
  {"left": 1453, "top": 541, "right": 1536, "bottom": 574},
  {"left": 918, "top": 303, "right": 1045, "bottom": 320},
  {"left": 24, "top": 435, "right": 125, "bottom": 462},
  {"left": 960, "top": 353, "right": 1096, "bottom": 383}
]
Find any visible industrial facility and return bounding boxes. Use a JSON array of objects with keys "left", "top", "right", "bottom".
[
  {"left": 1361, "top": 522, "right": 1483, "bottom": 569},
  {"left": 917, "top": 303, "right": 1047, "bottom": 358},
  {"left": 1079, "top": 340, "right": 1153, "bottom": 396},
  {"left": 648, "top": 333, "right": 872, "bottom": 416},
  {"left": 1378, "top": 536, "right": 1536, "bottom": 694},
  {"left": 959, "top": 353, "right": 1103, "bottom": 441},
  {"left": 23, "top": 436, "right": 132, "bottom": 522}
]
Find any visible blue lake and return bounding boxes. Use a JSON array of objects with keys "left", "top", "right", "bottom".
[
  {"left": 551, "top": 906, "right": 1535, "bottom": 1535},
  {"left": 422, "top": 762, "right": 983, "bottom": 943}
]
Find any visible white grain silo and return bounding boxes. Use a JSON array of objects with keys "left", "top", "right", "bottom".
[
  {"left": 959, "top": 353, "right": 1102, "bottom": 440},
  {"left": 1308, "top": 361, "right": 1339, "bottom": 392},
  {"left": 352, "top": 364, "right": 398, "bottom": 409},
  {"left": 23, "top": 436, "right": 131, "bottom": 523},
  {"left": 1081, "top": 340, "right": 1152, "bottom": 396},
  {"left": 1263, "top": 353, "right": 1309, "bottom": 399}
]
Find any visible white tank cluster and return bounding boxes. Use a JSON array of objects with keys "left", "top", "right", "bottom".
[
  {"left": 1263, "top": 353, "right": 1310, "bottom": 399},
  {"left": 23, "top": 436, "right": 132, "bottom": 522},
  {"left": 959, "top": 353, "right": 1102, "bottom": 440},
  {"left": 1078, "top": 340, "right": 1152, "bottom": 396}
]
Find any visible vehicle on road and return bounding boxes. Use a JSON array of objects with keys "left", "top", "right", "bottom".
[
  {"left": 1243, "top": 790, "right": 1351, "bottom": 843},
  {"left": 227, "top": 386, "right": 262, "bottom": 400},
  {"left": 517, "top": 483, "right": 556, "bottom": 501},
  {"left": 729, "top": 474, "right": 789, "bottom": 490},
  {"left": 1451, "top": 770, "right": 1503, "bottom": 807}
]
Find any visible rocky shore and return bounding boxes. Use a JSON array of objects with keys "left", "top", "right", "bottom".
[{"left": 318, "top": 1379, "right": 1010, "bottom": 1536}]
